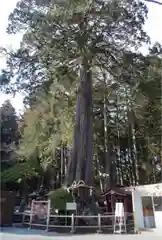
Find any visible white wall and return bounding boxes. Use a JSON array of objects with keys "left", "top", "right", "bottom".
[
  {"left": 154, "top": 196, "right": 162, "bottom": 228},
  {"left": 132, "top": 184, "right": 162, "bottom": 230},
  {"left": 134, "top": 191, "right": 144, "bottom": 229}
]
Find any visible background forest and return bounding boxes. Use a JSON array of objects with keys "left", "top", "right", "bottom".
[{"left": 0, "top": 0, "right": 161, "bottom": 197}]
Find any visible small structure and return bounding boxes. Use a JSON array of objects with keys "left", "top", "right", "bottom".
[
  {"left": 69, "top": 180, "right": 95, "bottom": 199},
  {"left": 131, "top": 183, "right": 162, "bottom": 231},
  {"left": 101, "top": 187, "right": 132, "bottom": 214},
  {"left": 68, "top": 180, "right": 102, "bottom": 220}
]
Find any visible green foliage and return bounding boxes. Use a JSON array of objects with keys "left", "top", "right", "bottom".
[
  {"left": 1, "top": 0, "right": 149, "bottom": 95},
  {"left": 0, "top": 100, "right": 20, "bottom": 169},
  {"left": 1, "top": 160, "right": 39, "bottom": 183},
  {"left": 0, "top": 100, "right": 19, "bottom": 145},
  {"left": 0, "top": 0, "right": 161, "bottom": 189},
  {"left": 18, "top": 80, "right": 74, "bottom": 165},
  {"left": 47, "top": 188, "right": 73, "bottom": 210}
]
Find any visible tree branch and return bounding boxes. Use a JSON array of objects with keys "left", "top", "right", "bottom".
[{"left": 145, "top": 0, "right": 162, "bottom": 5}]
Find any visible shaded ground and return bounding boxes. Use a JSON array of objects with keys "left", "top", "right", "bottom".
[{"left": 0, "top": 227, "right": 162, "bottom": 240}]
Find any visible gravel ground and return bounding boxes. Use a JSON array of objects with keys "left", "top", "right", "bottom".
[{"left": 1, "top": 227, "right": 162, "bottom": 240}]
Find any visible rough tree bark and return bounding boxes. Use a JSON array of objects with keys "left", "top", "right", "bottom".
[
  {"left": 66, "top": 58, "right": 93, "bottom": 186},
  {"left": 103, "top": 72, "right": 111, "bottom": 191},
  {"left": 127, "top": 110, "right": 139, "bottom": 185}
]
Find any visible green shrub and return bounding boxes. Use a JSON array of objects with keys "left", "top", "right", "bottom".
[{"left": 47, "top": 188, "right": 73, "bottom": 210}]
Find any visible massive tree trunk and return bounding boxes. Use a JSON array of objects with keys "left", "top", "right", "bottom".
[{"left": 66, "top": 58, "right": 93, "bottom": 186}]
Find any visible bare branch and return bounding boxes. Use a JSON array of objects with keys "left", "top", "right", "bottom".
[{"left": 145, "top": 0, "right": 162, "bottom": 5}]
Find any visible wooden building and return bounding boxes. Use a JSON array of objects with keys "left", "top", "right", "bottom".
[{"left": 100, "top": 187, "right": 133, "bottom": 214}]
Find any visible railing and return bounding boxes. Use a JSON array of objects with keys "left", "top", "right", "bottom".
[
  {"left": 20, "top": 200, "right": 134, "bottom": 233},
  {"left": 22, "top": 211, "right": 134, "bottom": 233}
]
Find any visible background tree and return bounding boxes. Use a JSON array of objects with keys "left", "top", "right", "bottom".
[
  {"left": 0, "top": 100, "right": 20, "bottom": 170},
  {"left": 1, "top": 0, "right": 149, "bottom": 187}
]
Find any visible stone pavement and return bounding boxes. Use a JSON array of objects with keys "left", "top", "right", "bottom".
[{"left": 1, "top": 227, "right": 162, "bottom": 240}]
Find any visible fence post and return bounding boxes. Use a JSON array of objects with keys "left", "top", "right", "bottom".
[
  {"left": 22, "top": 212, "right": 25, "bottom": 225},
  {"left": 97, "top": 213, "right": 102, "bottom": 233},
  {"left": 29, "top": 200, "right": 34, "bottom": 229},
  {"left": 45, "top": 199, "right": 51, "bottom": 232},
  {"left": 131, "top": 188, "right": 137, "bottom": 233},
  {"left": 70, "top": 214, "right": 75, "bottom": 233}
]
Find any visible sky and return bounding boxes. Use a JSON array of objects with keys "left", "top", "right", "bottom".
[
  {"left": 0, "top": 0, "right": 162, "bottom": 113},
  {"left": 0, "top": 0, "right": 24, "bottom": 114}
]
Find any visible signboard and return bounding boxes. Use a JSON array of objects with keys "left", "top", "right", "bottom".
[
  {"left": 114, "top": 202, "right": 126, "bottom": 233},
  {"left": 115, "top": 202, "right": 124, "bottom": 217},
  {"left": 66, "top": 202, "right": 77, "bottom": 211},
  {"left": 34, "top": 202, "right": 48, "bottom": 219}
]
